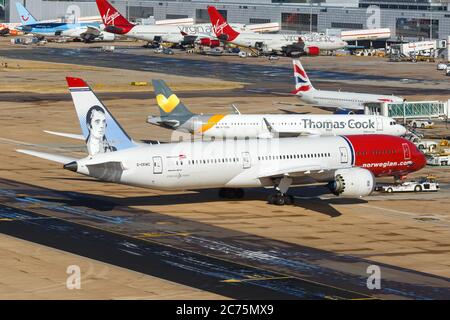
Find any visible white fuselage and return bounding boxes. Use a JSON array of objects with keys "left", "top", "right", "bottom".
[
  {"left": 125, "top": 23, "right": 248, "bottom": 43},
  {"left": 185, "top": 114, "right": 406, "bottom": 139},
  {"left": 75, "top": 136, "right": 355, "bottom": 190},
  {"left": 298, "top": 89, "right": 404, "bottom": 111},
  {"left": 229, "top": 32, "right": 347, "bottom": 52}
]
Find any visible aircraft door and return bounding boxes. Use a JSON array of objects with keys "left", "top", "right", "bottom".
[
  {"left": 242, "top": 152, "right": 251, "bottom": 169},
  {"left": 153, "top": 156, "right": 163, "bottom": 174},
  {"left": 339, "top": 147, "right": 349, "bottom": 164},
  {"left": 376, "top": 117, "right": 383, "bottom": 131},
  {"left": 402, "top": 143, "right": 411, "bottom": 160}
]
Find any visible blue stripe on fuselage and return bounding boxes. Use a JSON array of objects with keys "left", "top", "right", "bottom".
[{"left": 341, "top": 136, "right": 355, "bottom": 166}]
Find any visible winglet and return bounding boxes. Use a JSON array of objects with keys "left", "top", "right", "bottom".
[{"left": 66, "top": 77, "right": 89, "bottom": 88}]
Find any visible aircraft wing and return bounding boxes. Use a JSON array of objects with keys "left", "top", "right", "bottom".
[
  {"left": 262, "top": 117, "right": 319, "bottom": 137},
  {"left": 17, "top": 149, "right": 77, "bottom": 164},
  {"left": 257, "top": 164, "right": 327, "bottom": 179},
  {"left": 81, "top": 26, "right": 101, "bottom": 37}
]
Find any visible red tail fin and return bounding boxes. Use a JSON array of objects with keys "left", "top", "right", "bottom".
[
  {"left": 207, "top": 6, "right": 239, "bottom": 41},
  {"left": 96, "top": 0, "right": 134, "bottom": 29}
]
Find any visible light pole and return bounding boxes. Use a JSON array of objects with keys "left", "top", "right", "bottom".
[{"left": 430, "top": 7, "right": 433, "bottom": 40}]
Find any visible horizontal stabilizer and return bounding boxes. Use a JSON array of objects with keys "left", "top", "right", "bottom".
[
  {"left": 16, "top": 149, "right": 77, "bottom": 164},
  {"left": 44, "top": 130, "right": 85, "bottom": 140}
]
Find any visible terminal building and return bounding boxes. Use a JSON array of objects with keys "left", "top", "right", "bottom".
[{"left": 2, "top": 0, "right": 450, "bottom": 41}]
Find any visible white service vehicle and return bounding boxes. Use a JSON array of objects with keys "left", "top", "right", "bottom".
[
  {"left": 381, "top": 177, "right": 439, "bottom": 193},
  {"left": 409, "top": 120, "right": 434, "bottom": 129},
  {"left": 426, "top": 154, "right": 450, "bottom": 166},
  {"left": 437, "top": 62, "right": 448, "bottom": 70}
]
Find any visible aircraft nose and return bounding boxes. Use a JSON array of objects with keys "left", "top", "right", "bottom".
[
  {"left": 411, "top": 144, "right": 426, "bottom": 170},
  {"left": 398, "top": 125, "right": 407, "bottom": 136}
]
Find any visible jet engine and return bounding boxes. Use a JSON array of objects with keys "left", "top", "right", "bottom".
[
  {"left": 282, "top": 42, "right": 305, "bottom": 57},
  {"left": 99, "top": 32, "right": 115, "bottom": 42},
  {"left": 305, "top": 46, "right": 320, "bottom": 56},
  {"left": 197, "top": 37, "right": 221, "bottom": 48},
  {"left": 328, "top": 168, "right": 375, "bottom": 197}
]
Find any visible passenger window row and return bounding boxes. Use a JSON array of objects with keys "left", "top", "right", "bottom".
[
  {"left": 258, "top": 152, "right": 331, "bottom": 161},
  {"left": 356, "top": 150, "right": 397, "bottom": 156}
]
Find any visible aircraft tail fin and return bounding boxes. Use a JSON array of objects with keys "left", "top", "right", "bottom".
[
  {"left": 207, "top": 6, "right": 240, "bottom": 41},
  {"left": 95, "top": 0, "right": 134, "bottom": 31},
  {"left": 15, "top": 2, "right": 38, "bottom": 25},
  {"left": 66, "top": 77, "right": 136, "bottom": 156},
  {"left": 292, "top": 59, "right": 314, "bottom": 94},
  {"left": 152, "top": 80, "right": 194, "bottom": 118}
]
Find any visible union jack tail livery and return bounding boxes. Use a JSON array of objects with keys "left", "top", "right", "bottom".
[
  {"left": 207, "top": 6, "right": 240, "bottom": 42},
  {"left": 96, "top": 0, "right": 134, "bottom": 33},
  {"left": 292, "top": 59, "right": 315, "bottom": 95}
]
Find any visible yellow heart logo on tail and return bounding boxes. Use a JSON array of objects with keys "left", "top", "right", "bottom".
[{"left": 156, "top": 94, "right": 180, "bottom": 113}]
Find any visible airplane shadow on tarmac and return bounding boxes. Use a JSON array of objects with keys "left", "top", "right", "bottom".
[{"left": 41, "top": 176, "right": 367, "bottom": 217}]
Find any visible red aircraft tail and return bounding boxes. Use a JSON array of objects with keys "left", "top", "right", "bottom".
[
  {"left": 96, "top": 0, "right": 134, "bottom": 33},
  {"left": 207, "top": 6, "right": 239, "bottom": 41}
]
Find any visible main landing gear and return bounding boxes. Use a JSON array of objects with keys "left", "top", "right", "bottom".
[
  {"left": 267, "top": 193, "right": 294, "bottom": 206},
  {"left": 267, "top": 176, "right": 295, "bottom": 206},
  {"left": 218, "top": 188, "right": 245, "bottom": 199}
]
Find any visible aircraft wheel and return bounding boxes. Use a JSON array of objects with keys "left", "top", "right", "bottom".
[
  {"left": 275, "top": 194, "right": 286, "bottom": 206},
  {"left": 284, "top": 195, "right": 294, "bottom": 205},
  {"left": 267, "top": 194, "right": 276, "bottom": 204}
]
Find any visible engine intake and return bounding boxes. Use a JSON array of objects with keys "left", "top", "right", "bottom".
[{"left": 328, "top": 168, "right": 375, "bottom": 198}]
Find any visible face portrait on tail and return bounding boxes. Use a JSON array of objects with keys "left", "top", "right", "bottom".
[{"left": 86, "top": 105, "right": 117, "bottom": 155}]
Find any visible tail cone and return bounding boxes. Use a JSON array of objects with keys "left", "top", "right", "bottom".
[{"left": 64, "top": 161, "right": 78, "bottom": 172}]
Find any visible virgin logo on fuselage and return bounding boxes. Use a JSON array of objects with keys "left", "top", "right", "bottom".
[{"left": 103, "top": 8, "right": 120, "bottom": 26}]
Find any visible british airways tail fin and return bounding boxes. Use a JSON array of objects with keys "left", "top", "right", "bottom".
[
  {"left": 292, "top": 59, "right": 315, "bottom": 95},
  {"left": 66, "top": 77, "right": 136, "bottom": 156},
  {"left": 16, "top": 2, "right": 38, "bottom": 25}
]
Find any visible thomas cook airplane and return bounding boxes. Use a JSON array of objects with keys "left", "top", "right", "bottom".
[
  {"left": 17, "top": 77, "right": 426, "bottom": 206},
  {"left": 148, "top": 79, "right": 407, "bottom": 139}
]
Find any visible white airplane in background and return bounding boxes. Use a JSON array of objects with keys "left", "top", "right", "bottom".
[
  {"left": 148, "top": 80, "right": 407, "bottom": 138},
  {"left": 292, "top": 59, "right": 404, "bottom": 113},
  {"left": 207, "top": 6, "right": 347, "bottom": 56},
  {"left": 17, "top": 77, "right": 425, "bottom": 206},
  {"left": 95, "top": 0, "right": 271, "bottom": 47}
]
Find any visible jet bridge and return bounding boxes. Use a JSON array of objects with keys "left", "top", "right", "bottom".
[{"left": 364, "top": 100, "right": 449, "bottom": 122}]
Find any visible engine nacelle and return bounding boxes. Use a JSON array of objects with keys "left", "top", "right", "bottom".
[
  {"left": 306, "top": 46, "right": 320, "bottom": 56},
  {"left": 328, "top": 168, "right": 375, "bottom": 198},
  {"left": 198, "top": 37, "right": 221, "bottom": 48},
  {"left": 99, "top": 32, "right": 115, "bottom": 42}
]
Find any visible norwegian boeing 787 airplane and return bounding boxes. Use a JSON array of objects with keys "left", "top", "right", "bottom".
[{"left": 17, "top": 78, "right": 425, "bottom": 206}]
